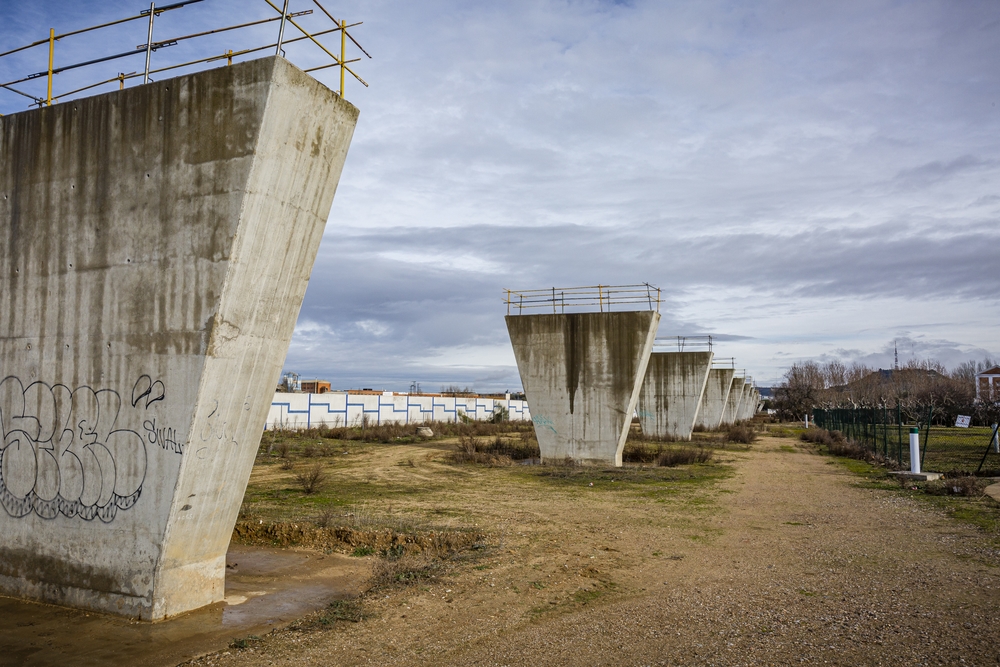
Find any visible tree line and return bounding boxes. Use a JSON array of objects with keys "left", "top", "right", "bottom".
[{"left": 771, "top": 357, "right": 999, "bottom": 425}]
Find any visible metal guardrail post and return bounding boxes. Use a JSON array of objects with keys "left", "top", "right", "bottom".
[
  {"left": 46, "top": 29, "right": 54, "bottom": 105},
  {"left": 340, "top": 18, "right": 346, "bottom": 96},
  {"left": 275, "top": 0, "right": 290, "bottom": 55},
  {"left": 143, "top": 3, "right": 155, "bottom": 83}
]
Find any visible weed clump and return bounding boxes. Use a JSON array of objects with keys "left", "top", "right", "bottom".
[
  {"left": 318, "top": 600, "right": 364, "bottom": 624},
  {"left": 369, "top": 553, "right": 440, "bottom": 589},
  {"left": 924, "top": 476, "right": 984, "bottom": 497}
]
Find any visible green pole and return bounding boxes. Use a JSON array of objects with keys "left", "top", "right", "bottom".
[{"left": 896, "top": 401, "right": 903, "bottom": 462}]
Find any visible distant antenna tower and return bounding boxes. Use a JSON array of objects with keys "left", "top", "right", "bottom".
[{"left": 894, "top": 340, "right": 899, "bottom": 371}]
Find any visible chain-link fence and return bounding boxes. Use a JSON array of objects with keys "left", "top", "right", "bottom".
[{"left": 813, "top": 406, "right": 1000, "bottom": 475}]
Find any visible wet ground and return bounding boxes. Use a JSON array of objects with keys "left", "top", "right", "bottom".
[{"left": 0, "top": 545, "right": 368, "bottom": 667}]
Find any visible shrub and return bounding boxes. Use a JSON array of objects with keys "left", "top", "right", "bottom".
[
  {"left": 451, "top": 433, "right": 540, "bottom": 465},
  {"left": 314, "top": 506, "right": 338, "bottom": 528},
  {"left": 490, "top": 404, "right": 510, "bottom": 423},
  {"left": 804, "top": 428, "right": 891, "bottom": 464},
  {"left": 657, "top": 447, "right": 713, "bottom": 467},
  {"left": 622, "top": 442, "right": 713, "bottom": 466},
  {"left": 622, "top": 442, "right": 660, "bottom": 464},
  {"left": 295, "top": 463, "right": 327, "bottom": 494},
  {"left": 726, "top": 424, "right": 757, "bottom": 444}
]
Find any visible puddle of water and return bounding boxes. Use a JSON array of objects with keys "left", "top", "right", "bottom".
[{"left": 0, "top": 545, "right": 369, "bottom": 667}]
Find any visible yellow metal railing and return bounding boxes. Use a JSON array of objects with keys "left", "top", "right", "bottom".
[
  {"left": 0, "top": 0, "right": 369, "bottom": 113},
  {"left": 504, "top": 284, "right": 662, "bottom": 316},
  {"left": 653, "top": 335, "right": 714, "bottom": 352}
]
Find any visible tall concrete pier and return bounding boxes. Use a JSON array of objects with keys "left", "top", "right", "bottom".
[
  {"left": 721, "top": 376, "right": 746, "bottom": 425},
  {"left": 694, "top": 368, "right": 735, "bottom": 430},
  {"left": 0, "top": 57, "right": 357, "bottom": 619},
  {"left": 637, "top": 351, "right": 713, "bottom": 441},
  {"left": 506, "top": 311, "right": 659, "bottom": 466},
  {"left": 743, "top": 387, "right": 760, "bottom": 420}
]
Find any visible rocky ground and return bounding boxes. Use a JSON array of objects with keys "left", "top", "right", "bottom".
[{"left": 186, "top": 433, "right": 1000, "bottom": 667}]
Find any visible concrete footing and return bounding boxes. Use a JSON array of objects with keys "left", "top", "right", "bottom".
[
  {"left": 505, "top": 311, "right": 659, "bottom": 466},
  {"left": 888, "top": 471, "right": 943, "bottom": 481},
  {"left": 637, "top": 351, "right": 713, "bottom": 441},
  {"left": 0, "top": 57, "right": 357, "bottom": 619}
]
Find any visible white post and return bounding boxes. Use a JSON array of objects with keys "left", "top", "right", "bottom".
[
  {"left": 909, "top": 427, "right": 920, "bottom": 474},
  {"left": 804, "top": 414, "right": 809, "bottom": 428}
]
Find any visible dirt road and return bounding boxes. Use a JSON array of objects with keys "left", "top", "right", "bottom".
[{"left": 191, "top": 436, "right": 1000, "bottom": 666}]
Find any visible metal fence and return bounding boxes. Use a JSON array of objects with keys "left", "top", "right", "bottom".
[
  {"left": 504, "top": 284, "right": 661, "bottom": 316},
  {"left": 814, "top": 406, "right": 1000, "bottom": 475},
  {"left": 0, "top": 0, "right": 368, "bottom": 114}
]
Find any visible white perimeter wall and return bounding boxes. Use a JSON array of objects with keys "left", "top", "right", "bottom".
[{"left": 267, "top": 392, "right": 531, "bottom": 429}]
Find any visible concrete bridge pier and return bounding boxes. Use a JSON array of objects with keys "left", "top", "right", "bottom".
[
  {"left": 721, "top": 377, "right": 747, "bottom": 426},
  {"left": 694, "top": 368, "right": 736, "bottom": 431},
  {"left": 505, "top": 311, "right": 659, "bottom": 466},
  {"left": 0, "top": 57, "right": 357, "bottom": 620},
  {"left": 636, "top": 351, "right": 713, "bottom": 441}
]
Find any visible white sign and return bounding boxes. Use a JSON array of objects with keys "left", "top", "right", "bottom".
[{"left": 955, "top": 415, "right": 971, "bottom": 428}]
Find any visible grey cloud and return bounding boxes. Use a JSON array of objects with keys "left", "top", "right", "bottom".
[{"left": 4, "top": 0, "right": 1000, "bottom": 389}]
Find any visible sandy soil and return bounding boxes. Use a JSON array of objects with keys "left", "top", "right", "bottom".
[{"left": 188, "top": 435, "right": 1000, "bottom": 666}]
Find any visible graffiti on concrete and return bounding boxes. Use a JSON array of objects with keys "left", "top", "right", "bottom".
[
  {"left": 0, "top": 375, "right": 170, "bottom": 522},
  {"left": 532, "top": 415, "right": 558, "bottom": 434}
]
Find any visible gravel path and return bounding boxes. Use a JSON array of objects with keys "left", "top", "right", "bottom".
[{"left": 191, "top": 437, "right": 1000, "bottom": 666}]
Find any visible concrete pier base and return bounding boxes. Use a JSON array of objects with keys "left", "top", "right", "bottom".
[
  {"left": 637, "top": 352, "right": 713, "bottom": 441},
  {"left": 693, "top": 368, "right": 735, "bottom": 431},
  {"left": 506, "top": 311, "right": 659, "bottom": 466},
  {"left": 0, "top": 57, "right": 357, "bottom": 619}
]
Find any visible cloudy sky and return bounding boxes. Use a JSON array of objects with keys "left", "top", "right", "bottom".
[{"left": 3, "top": 0, "right": 999, "bottom": 390}]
